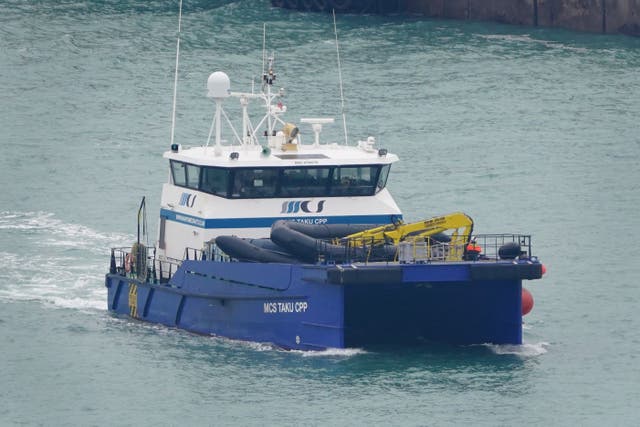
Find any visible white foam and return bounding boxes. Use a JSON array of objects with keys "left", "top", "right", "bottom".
[
  {"left": 44, "top": 295, "right": 106, "bottom": 311},
  {"left": 240, "top": 338, "right": 367, "bottom": 356},
  {"left": 479, "top": 34, "right": 589, "bottom": 53},
  {"left": 199, "top": 334, "right": 367, "bottom": 357},
  {"left": 243, "top": 341, "right": 280, "bottom": 352},
  {"left": 485, "top": 341, "right": 549, "bottom": 357},
  {"left": 299, "top": 347, "right": 367, "bottom": 357},
  {"left": 0, "top": 211, "right": 131, "bottom": 312},
  {"left": 0, "top": 211, "right": 131, "bottom": 249}
]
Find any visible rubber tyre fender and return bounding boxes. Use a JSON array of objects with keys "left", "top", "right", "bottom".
[{"left": 498, "top": 242, "right": 521, "bottom": 260}]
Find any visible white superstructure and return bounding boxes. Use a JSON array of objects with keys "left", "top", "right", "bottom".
[{"left": 157, "top": 56, "right": 402, "bottom": 262}]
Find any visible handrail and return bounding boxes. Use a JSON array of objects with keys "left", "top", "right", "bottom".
[
  {"left": 110, "top": 247, "right": 180, "bottom": 284},
  {"left": 110, "top": 234, "right": 535, "bottom": 280}
]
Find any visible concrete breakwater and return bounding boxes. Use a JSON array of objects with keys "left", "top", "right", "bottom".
[{"left": 271, "top": 0, "right": 640, "bottom": 36}]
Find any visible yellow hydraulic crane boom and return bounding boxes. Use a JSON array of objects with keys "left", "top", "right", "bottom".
[
  {"left": 343, "top": 212, "right": 473, "bottom": 245},
  {"left": 340, "top": 212, "right": 474, "bottom": 261}
]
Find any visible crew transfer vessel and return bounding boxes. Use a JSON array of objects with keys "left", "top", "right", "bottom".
[{"left": 105, "top": 45, "right": 545, "bottom": 350}]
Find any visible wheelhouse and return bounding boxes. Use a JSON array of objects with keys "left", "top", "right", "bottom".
[{"left": 169, "top": 161, "right": 392, "bottom": 199}]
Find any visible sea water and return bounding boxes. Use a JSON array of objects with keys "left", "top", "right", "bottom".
[{"left": 1, "top": 1, "right": 639, "bottom": 425}]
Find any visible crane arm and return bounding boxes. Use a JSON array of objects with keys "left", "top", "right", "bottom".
[{"left": 342, "top": 212, "right": 474, "bottom": 247}]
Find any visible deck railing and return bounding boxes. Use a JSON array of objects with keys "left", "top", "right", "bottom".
[
  {"left": 110, "top": 247, "right": 179, "bottom": 284},
  {"left": 110, "top": 245, "right": 217, "bottom": 284},
  {"left": 110, "top": 234, "right": 535, "bottom": 284},
  {"left": 320, "top": 233, "right": 533, "bottom": 264}
]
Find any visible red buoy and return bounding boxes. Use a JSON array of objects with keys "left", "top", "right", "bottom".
[
  {"left": 541, "top": 264, "right": 547, "bottom": 275},
  {"left": 522, "top": 287, "right": 534, "bottom": 316}
]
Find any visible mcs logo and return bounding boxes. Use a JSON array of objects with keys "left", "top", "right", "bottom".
[
  {"left": 179, "top": 192, "right": 196, "bottom": 208},
  {"left": 281, "top": 200, "right": 325, "bottom": 214}
]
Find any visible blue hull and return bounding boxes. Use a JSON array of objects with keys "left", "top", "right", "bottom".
[{"left": 105, "top": 260, "right": 542, "bottom": 350}]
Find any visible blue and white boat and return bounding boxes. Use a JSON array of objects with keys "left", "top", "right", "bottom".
[{"left": 105, "top": 48, "right": 545, "bottom": 350}]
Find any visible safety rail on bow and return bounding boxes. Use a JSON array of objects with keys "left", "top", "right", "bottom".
[{"left": 110, "top": 245, "right": 221, "bottom": 284}]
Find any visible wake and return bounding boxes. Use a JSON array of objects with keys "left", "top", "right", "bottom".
[{"left": 0, "top": 211, "right": 132, "bottom": 312}]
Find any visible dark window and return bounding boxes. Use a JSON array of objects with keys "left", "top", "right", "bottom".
[
  {"left": 280, "top": 167, "right": 330, "bottom": 197},
  {"left": 186, "top": 164, "right": 200, "bottom": 189},
  {"left": 231, "top": 168, "right": 279, "bottom": 198},
  {"left": 330, "top": 166, "right": 377, "bottom": 196},
  {"left": 169, "top": 163, "right": 388, "bottom": 199},
  {"left": 376, "top": 164, "right": 391, "bottom": 192},
  {"left": 200, "top": 167, "right": 230, "bottom": 197},
  {"left": 171, "top": 161, "right": 187, "bottom": 187}
]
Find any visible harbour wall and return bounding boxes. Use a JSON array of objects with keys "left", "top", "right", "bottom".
[
  {"left": 271, "top": 0, "right": 640, "bottom": 36},
  {"left": 405, "top": 0, "right": 639, "bottom": 35}
]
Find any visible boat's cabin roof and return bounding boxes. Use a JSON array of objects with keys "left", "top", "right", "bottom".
[
  {"left": 164, "top": 140, "right": 398, "bottom": 166},
  {"left": 165, "top": 143, "right": 397, "bottom": 199}
]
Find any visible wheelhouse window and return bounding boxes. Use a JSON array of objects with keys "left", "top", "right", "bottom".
[
  {"left": 169, "top": 161, "right": 391, "bottom": 199},
  {"left": 186, "top": 164, "right": 200, "bottom": 189},
  {"left": 201, "top": 167, "right": 230, "bottom": 197},
  {"left": 280, "top": 167, "right": 330, "bottom": 197},
  {"left": 170, "top": 161, "right": 187, "bottom": 187},
  {"left": 377, "top": 164, "right": 391, "bottom": 192},
  {"left": 231, "top": 168, "right": 279, "bottom": 198},
  {"left": 330, "top": 166, "right": 378, "bottom": 196}
]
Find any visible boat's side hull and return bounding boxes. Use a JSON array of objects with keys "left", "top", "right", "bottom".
[
  {"left": 106, "top": 262, "right": 346, "bottom": 349},
  {"left": 105, "top": 261, "right": 542, "bottom": 350}
]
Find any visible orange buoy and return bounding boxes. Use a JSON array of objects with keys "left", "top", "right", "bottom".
[{"left": 522, "top": 287, "right": 534, "bottom": 316}]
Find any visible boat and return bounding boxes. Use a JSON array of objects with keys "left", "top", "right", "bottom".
[{"left": 105, "top": 24, "right": 545, "bottom": 350}]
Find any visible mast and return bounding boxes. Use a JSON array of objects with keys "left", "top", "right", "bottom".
[
  {"left": 263, "top": 54, "right": 276, "bottom": 137},
  {"left": 333, "top": 9, "right": 349, "bottom": 146},
  {"left": 169, "top": 0, "right": 183, "bottom": 147}
]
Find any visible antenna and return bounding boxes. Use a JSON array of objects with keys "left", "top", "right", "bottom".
[
  {"left": 137, "top": 196, "right": 147, "bottom": 247},
  {"left": 333, "top": 9, "right": 349, "bottom": 146},
  {"left": 169, "top": 0, "right": 183, "bottom": 147},
  {"left": 262, "top": 23, "right": 266, "bottom": 79}
]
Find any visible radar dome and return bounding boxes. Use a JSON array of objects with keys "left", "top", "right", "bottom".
[{"left": 207, "top": 71, "right": 231, "bottom": 98}]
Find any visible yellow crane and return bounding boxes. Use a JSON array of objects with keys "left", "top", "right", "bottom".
[{"left": 339, "top": 212, "right": 474, "bottom": 261}]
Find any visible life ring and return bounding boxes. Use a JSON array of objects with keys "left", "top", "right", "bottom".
[{"left": 125, "top": 253, "right": 133, "bottom": 273}]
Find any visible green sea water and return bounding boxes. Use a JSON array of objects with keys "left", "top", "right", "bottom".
[{"left": 1, "top": 1, "right": 640, "bottom": 425}]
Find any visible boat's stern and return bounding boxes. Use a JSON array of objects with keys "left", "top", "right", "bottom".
[{"left": 326, "top": 260, "right": 543, "bottom": 347}]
